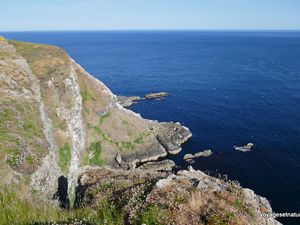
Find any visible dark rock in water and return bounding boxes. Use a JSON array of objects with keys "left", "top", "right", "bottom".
[
  {"left": 234, "top": 143, "right": 254, "bottom": 152},
  {"left": 184, "top": 149, "right": 213, "bottom": 162},
  {"left": 137, "top": 159, "right": 175, "bottom": 171},
  {"left": 145, "top": 92, "right": 169, "bottom": 99}
]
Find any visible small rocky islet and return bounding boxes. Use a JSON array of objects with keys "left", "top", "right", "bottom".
[
  {"left": 117, "top": 91, "right": 169, "bottom": 107},
  {"left": 0, "top": 36, "right": 280, "bottom": 225},
  {"left": 234, "top": 143, "right": 255, "bottom": 152}
]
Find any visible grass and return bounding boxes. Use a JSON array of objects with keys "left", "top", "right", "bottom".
[
  {"left": 81, "top": 87, "right": 96, "bottom": 102},
  {"left": 206, "top": 212, "right": 236, "bottom": 225},
  {"left": 136, "top": 204, "right": 169, "bottom": 225},
  {"left": 88, "top": 123, "right": 149, "bottom": 153},
  {"left": 58, "top": 143, "right": 72, "bottom": 175},
  {"left": 134, "top": 134, "right": 144, "bottom": 144},
  {"left": 0, "top": 51, "right": 14, "bottom": 59},
  {"left": 88, "top": 141, "right": 104, "bottom": 166},
  {"left": 99, "top": 112, "right": 111, "bottom": 124},
  {"left": 9, "top": 39, "right": 69, "bottom": 80},
  {"left": 0, "top": 183, "right": 125, "bottom": 225},
  {"left": 0, "top": 101, "right": 48, "bottom": 171}
]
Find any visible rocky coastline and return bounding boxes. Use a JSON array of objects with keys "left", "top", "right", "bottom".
[{"left": 0, "top": 36, "right": 281, "bottom": 225}]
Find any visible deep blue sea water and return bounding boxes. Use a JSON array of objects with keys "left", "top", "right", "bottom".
[{"left": 2, "top": 31, "right": 300, "bottom": 224}]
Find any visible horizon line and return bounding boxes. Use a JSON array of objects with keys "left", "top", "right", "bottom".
[{"left": 1, "top": 29, "right": 300, "bottom": 33}]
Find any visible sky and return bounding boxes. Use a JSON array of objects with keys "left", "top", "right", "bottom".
[{"left": 1, "top": 0, "right": 300, "bottom": 31}]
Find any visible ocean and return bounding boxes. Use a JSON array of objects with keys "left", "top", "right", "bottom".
[{"left": 2, "top": 31, "right": 300, "bottom": 224}]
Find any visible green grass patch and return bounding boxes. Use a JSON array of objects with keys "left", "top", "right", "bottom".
[
  {"left": 26, "top": 154, "right": 35, "bottom": 165},
  {"left": 81, "top": 87, "right": 96, "bottom": 102},
  {"left": 58, "top": 143, "right": 71, "bottom": 175},
  {"left": 136, "top": 204, "right": 169, "bottom": 225},
  {"left": 99, "top": 112, "right": 111, "bottom": 124},
  {"left": 88, "top": 141, "right": 104, "bottom": 166},
  {"left": 88, "top": 123, "right": 150, "bottom": 152},
  {"left": 134, "top": 134, "right": 144, "bottom": 144}
]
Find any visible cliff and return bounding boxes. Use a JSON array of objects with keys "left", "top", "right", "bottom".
[
  {"left": 0, "top": 36, "right": 191, "bottom": 197},
  {"left": 0, "top": 36, "right": 280, "bottom": 225}
]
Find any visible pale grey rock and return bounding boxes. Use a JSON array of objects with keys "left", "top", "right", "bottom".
[
  {"left": 156, "top": 122, "right": 192, "bottom": 155},
  {"left": 145, "top": 92, "right": 169, "bottom": 99},
  {"left": 234, "top": 143, "right": 254, "bottom": 152},
  {"left": 137, "top": 159, "right": 175, "bottom": 171},
  {"left": 184, "top": 149, "right": 213, "bottom": 162},
  {"left": 115, "top": 153, "right": 122, "bottom": 165}
]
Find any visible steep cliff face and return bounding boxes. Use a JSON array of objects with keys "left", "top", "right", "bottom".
[{"left": 0, "top": 36, "right": 191, "bottom": 198}]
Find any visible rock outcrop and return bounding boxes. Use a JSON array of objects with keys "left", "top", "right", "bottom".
[
  {"left": 76, "top": 166, "right": 281, "bottom": 225},
  {"left": 137, "top": 159, "right": 175, "bottom": 171},
  {"left": 184, "top": 149, "right": 213, "bottom": 163}
]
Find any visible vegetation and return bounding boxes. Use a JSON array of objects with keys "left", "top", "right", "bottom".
[
  {"left": 0, "top": 183, "right": 125, "bottom": 225},
  {"left": 81, "top": 87, "right": 96, "bottom": 102},
  {"left": 8, "top": 40, "right": 69, "bottom": 80},
  {"left": 99, "top": 112, "right": 111, "bottom": 124},
  {"left": 88, "top": 122, "right": 149, "bottom": 153},
  {"left": 0, "top": 100, "right": 48, "bottom": 171},
  {"left": 136, "top": 204, "right": 169, "bottom": 225},
  {"left": 88, "top": 141, "right": 104, "bottom": 166},
  {"left": 0, "top": 183, "right": 173, "bottom": 225},
  {"left": 0, "top": 51, "right": 14, "bottom": 59},
  {"left": 58, "top": 143, "right": 72, "bottom": 174}
]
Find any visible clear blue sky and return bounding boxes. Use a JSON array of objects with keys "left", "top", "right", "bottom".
[{"left": 1, "top": 0, "right": 300, "bottom": 31}]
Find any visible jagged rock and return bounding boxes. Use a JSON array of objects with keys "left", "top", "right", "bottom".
[
  {"left": 155, "top": 122, "right": 192, "bottom": 155},
  {"left": 137, "top": 159, "right": 175, "bottom": 171},
  {"left": 234, "top": 143, "right": 254, "bottom": 152},
  {"left": 122, "top": 141, "right": 168, "bottom": 169}
]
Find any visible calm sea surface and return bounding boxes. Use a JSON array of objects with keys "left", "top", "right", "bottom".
[{"left": 2, "top": 31, "right": 300, "bottom": 224}]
